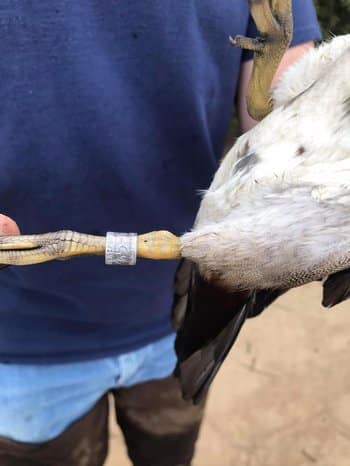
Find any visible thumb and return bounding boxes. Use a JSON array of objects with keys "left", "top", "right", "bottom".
[{"left": 0, "top": 214, "right": 20, "bottom": 235}]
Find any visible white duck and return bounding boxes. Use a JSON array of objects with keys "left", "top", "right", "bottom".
[
  {"left": 173, "top": 28, "right": 350, "bottom": 402},
  {"left": 182, "top": 34, "right": 350, "bottom": 292}
]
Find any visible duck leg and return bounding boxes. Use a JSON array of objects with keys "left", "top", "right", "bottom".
[
  {"left": 0, "top": 230, "right": 181, "bottom": 266},
  {"left": 230, "top": 0, "right": 293, "bottom": 120}
]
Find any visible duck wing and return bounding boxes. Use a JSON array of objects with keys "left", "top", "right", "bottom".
[{"left": 172, "top": 260, "right": 285, "bottom": 403}]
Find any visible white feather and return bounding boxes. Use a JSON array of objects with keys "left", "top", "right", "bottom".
[{"left": 182, "top": 35, "right": 350, "bottom": 290}]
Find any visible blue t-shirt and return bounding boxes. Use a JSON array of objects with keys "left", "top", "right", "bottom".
[{"left": 0, "top": 1, "right": 320, "bottom": 362}]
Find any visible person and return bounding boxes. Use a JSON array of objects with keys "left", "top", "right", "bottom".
[{"left": 0, "top": 2, "right": 320, "bottom": 465}]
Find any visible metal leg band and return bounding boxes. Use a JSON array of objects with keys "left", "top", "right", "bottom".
[{"left": 105, "top": 232, "right": 137, "bottom": 266}]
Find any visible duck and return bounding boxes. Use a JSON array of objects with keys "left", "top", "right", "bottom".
[
  {"left": 182, "top": 34, "right": 350, "bottom": 293},
  {"left": 173, "top": 33, "right": 350, "bottom": 402}
]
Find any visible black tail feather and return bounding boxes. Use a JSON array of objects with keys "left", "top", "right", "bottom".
[
  {"left": 172, "top": 260, "right": 284, "bottom": 403},
  {"left": 176, "top": 294, "right": 254, "bottom": 403},
  {"left": 323, "top": 268, "right": 350, "bottom": 308}
]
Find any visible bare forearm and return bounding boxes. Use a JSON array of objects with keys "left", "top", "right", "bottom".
[{"left": 238, "top": 41, "right": 315, "bottom": 132}]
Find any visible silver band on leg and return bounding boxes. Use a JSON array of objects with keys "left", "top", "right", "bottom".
[{"left": 105, "top": 232, "right": 137, "bottom": 265}]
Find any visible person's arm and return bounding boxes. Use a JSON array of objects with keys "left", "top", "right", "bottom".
[{"left": 237, "top": 41, "right": 314, "bottom": 132}]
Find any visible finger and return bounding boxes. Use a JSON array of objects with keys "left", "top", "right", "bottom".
[{"left": 0, "top": 214, "right": 21, "bottom": 236}]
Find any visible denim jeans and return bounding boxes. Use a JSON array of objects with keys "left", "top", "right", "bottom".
[{"left": 0, "top": 333, "right": 177, "bottom": 443}]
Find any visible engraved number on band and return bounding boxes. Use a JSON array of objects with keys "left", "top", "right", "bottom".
[{"left": 105, "top": 232, "right": 137, "bottom": 266}]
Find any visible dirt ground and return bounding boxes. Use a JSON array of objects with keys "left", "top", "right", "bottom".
[{"left": 106, "top": 283, "right": 350, "bottom": 466}]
